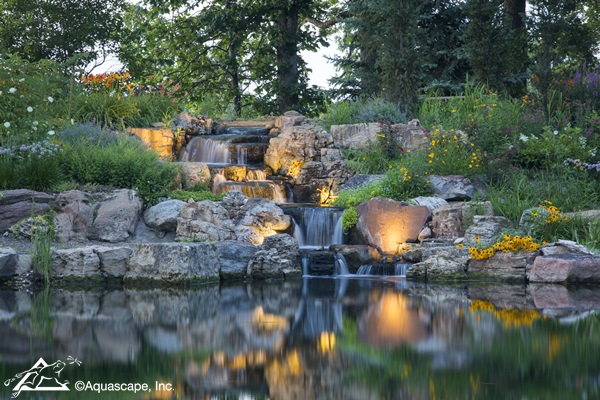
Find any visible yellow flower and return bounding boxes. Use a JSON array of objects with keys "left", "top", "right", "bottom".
[
  {"left": 428, "top": 153, "right": 434, "bottom": 158},
  {"left": 389, "top": 165, "right": 393, "bottom": 169},
  {"left": 475, "top": 236, "right": 480, "bottom": 243},
  {"left": 451, "top": 109, "right": 456, "bottom": 113},
  {"left": 457, "top": 243, "right": 464, "bottom": 250}
]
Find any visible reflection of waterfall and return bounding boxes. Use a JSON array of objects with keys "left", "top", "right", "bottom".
[
  {"left": 293, "top": 208, "right": 343, "bottom": 249},
  {"left": 356, "top": 263, "right": 410, "bottom": 277},
  {"left": 334, "top": 253, "right": 350, "bottom": 276},
  {"left": 183, "top": 137, "right": 230, "bottom": 163}
]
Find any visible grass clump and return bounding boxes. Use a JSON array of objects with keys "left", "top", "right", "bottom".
[
  {"left": 320, "top": 97, "right": 407, "bottom": 130},
  {"left": 169, "top": 187, "right": 223, "bottom": 202}
]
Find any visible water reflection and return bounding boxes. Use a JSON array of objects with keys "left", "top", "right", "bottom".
[{"left": 1, "top": 279, "right": 600, "bottom": 399}]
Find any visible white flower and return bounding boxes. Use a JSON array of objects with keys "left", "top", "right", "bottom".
[
  {"left": 3, "top": 122, "right": 10, "bottom": 128},
  {"left": 18, "top": 78, "right": 24, "bottom": 82},
  {"left": 47, "top": 96, "right": 54, "bottom": 103},
  {"left": 553, "top": 130, "right": 558, "bottom": 135},
  {"left": 47, "top": 130, "right": 55, "bottom": 136},
  {"left": 519, "top": 134, "right": 529, "bottom": 142},
  {"left": 0, "top": 91, "right": 3, "bottom": 95},
  {"left": 32, "top": 120, "right": 39, "bottom": 126},
  {"left": 8, "top": 87, "right": 16, "bottom": 94},
  {"left": 27, "top": 106, "right": 33, "bottom": 113}
]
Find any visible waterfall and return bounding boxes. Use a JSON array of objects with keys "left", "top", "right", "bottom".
[
  {"left": 334, "top": 253, "right": 350, "bottom": 276},
  {"left": 246, "top": 169, "right": 267, "bottom": 181},
  {"left": 294, "top": 208, "right": 343, "bottom": 249},
  {"left": 236, "top": 146, "right": 248, "bottom": 165},
  {"left": 302, "top": 254, "right": 309, "bottom": 276},
  {"left": 356, "top": 263, "right": 411, "bottom": 276},
  {"left": 182, "top": 137, "right": 230, "bottom": 164}
]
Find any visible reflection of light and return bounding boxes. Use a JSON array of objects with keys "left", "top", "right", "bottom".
[
  {"left": 251, "top": 306, "right": 289, "bottom": 333},
  {"left": 358, "top": 291, "right": 428, "bottom": 347},
  {"left": 317, "top": 331, "right": 336, "bottom": 354}
]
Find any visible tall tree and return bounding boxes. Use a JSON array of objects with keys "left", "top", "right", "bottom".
[{"left": 0, "top": 0, "right": 126, "bottom": 65}]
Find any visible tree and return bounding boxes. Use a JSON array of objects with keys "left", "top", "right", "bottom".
[{"left": 0, "top": 0, "right": 126, "bottom": 65}]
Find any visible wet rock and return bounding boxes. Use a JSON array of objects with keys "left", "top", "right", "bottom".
[
  {"left": 428, "top": 175, "right": 476, "bottom": 201},
  {"left": 463, "top": 215, "right": 513, "bottom": 246},
  {"left": 407, "top": 256, "right": 467, "bottom": 281},
  {"left": 355, "top": 197, "right": 430, "bottom": 254},
  {"left": 300, "top": 250, "right": 335, "bottom": 275},
  {"left": 468, "top": 251, "right": 536, "bottom": 282},
  {"left": 247, "top": 234, "right": 300, "bottom": 279},
  {"left": 53, "top": 190, "right": 96, "bottom": 242},
  {"left": 126, "top": 242, "right": 220, "bottom": 284},
  {"left": 0, "top": 247, "right": 18, "bottom": 278},
  {"left": 215, "top": 240, "right": 257, "bottom": 280},
  {"left": 527, "top": 254, "right": 600, "bottom": 283},
  {"left": 176, "top": 200, "right": 236, "bottom": 242},
  {"left": 431, "top": 201, "right": 494, "bottom": 238},
  {"left": 91, "top": 189, "right": 142, "bottom": 242},
  {"left": 330, "top": 244, "right": 382, "bottom": 273},
  {"left": 234, "top": 198, "right": 290, "bottom": 244},
  {"left": 144, "top": 199, "right": 185, "bottom": 232},
  {"left": 0, "top": 189, "right": 54, "bottom": 233},
  {"left": 175, "top": 162, "right": 211, "bottom": 188}
]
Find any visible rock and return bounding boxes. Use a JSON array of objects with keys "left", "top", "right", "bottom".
[
  {"left": 431, "top": 201, "right": 494, "bottom": 238},
  {"left": 402, "top": 244, "right": 466, "bottom": 263},
  {"left": 300, "top": 250, "right": 335, "bottom": 275},
  {"left": 276, "top": 110, "right": 307, "bottom": 130},
  {"left": 53, "top": 190, "right": 96, "bottom": 242},
  {"left": 339, "top": 174, "right": 385, "bottom": 191},
  {"left": 329, "top": 245, "right": 382, "bottom": 273},
  {"left": 264, "top": 123, "right": 334, "bottom": 177},
  {"left": 215, "top": 240, "right": 257, "bottom": 280},
  {"left": 467, "top": 251, "right": 536, "bottom": 282},
  {"left": 9, "top": 215, "right": 51, "bottom": 239},
  {"left": 223, "top": 165, "right": 247, "bottom": 181},
  {"left": 564, "top": 209, "right": 600, "bottom": 219},
  {"left": 221, "top": 190, "right": 248, "bottom": 218},
  {"left": 354, "top": 197, "right": 430, "bottom": 254},
  {"left": 144, "top": 199, "right": 185, "bottom": 232},
  {"left": 389, "top": 121, "right": 429, "bottom": 152},
  {"left": 0, "top": 189, "right": 54, "bottom": 233},
  {"left": 293, "top": 160, "right": 350, "bottom": 203},
  {"left": 52, "top": 247, "right": 102, "bottom": 279},
  {"left": 527, "top": 254, "right": 600, "bottom": 283},
  {"left": 173, "top": 111, "right": 211, "bottom": 135},
  {"left": 330, "top": 123, "right": 380, "bottom": 150},
  {"left": 410, "top": 196, "right": 448, "bottom": 212},
  {"left": 95, "top": 247, "right": 132, "bottom": 277},
  {"left": 406, "top": 256, "right": 467, "bottom": 281},
  {"left": 539, "top": 240, "right": 594, "bottom": 256},
  {"left": 176, "top": 200, "right": 236, "bottom": 242},
  {"left": 126, "top": 242, "right": 220, "bottom": 283},
  {"left": 127, "top": 128, "right": 176, "bottom": 159},
  {"left": 0, "top": 247, "right": 18, "bottom": 278},
  {"left": 247, "top": 234, "right": 300, "bottom": 279},
  {"left": 529, "top": 284, "right": 600, "bottom": 309},
  {"left": 234, "top": 198, "right": 291, "bottom": 244},
  {"left": 174, "top": 162, "right": 211, "bottom": 188},
  {"left": 463, "top": 215, "right": 513, "bottom": 246},
  {"left": 418, "top": 227, "right": 432, "bottom": 241},
  {"left": 428, "top": 175, "right": 476, "bottom": 201},
  {"left": 91, "top": 189, "right": 142, "bottom": 242}
]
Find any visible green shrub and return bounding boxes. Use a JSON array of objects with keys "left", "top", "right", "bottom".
[
  {"left": 380, "top": 167, "right": 432, "bottom": 201},
  {"left": 129, "top": 94, "right": 182, "bottom": 128},
  {"left": 320, "top": 97, "right": 407, "bottom": 130},
  {"left": 0, "top": 140, "right": 63, "bottom": 191},
  {"left": 332, "top": 182, "right": 384, "bottom": 208},
  {"left": 169, "top": 188, "right": 223, "bottom": 202},
  {"left": 72, "top": 92, "right": 140, "bottom": 130},
  {"left": 341, "top": 207, "right": 358, "bottom": 233}
]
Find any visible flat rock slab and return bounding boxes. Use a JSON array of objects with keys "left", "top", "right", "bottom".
[
  {"left": 355, "top": 197, "right": 430, "bottom": 254},
  {"left": 528, "top": 254, "right": 600, "bottom": 283},
  {"left": 467, "top": 251, "right": 536, "bottom": 282}
]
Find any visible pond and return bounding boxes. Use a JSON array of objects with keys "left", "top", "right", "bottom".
[{"left": 1, "top": 278, "right": 599, "bottom": 399}]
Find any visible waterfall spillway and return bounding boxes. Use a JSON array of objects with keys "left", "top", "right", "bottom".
[
  {"left": 356, "top": 263, "right": 410, "bottom": 277},
  {"left": 182, "top": 137, "right": 230, "bottom": 164},
  {"left": 334, "top": 253, "right": 350, "bottom": 276},
  {"left": 293, "top": 207, "right": 344, "bottom": 249}
]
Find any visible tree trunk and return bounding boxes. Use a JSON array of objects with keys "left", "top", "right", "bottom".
[
  {"left": 275, "top": 7, "right": 300, "bottom": 113},
  {"left": 504, "top": 0, "right": 526, "bottom": 30}
]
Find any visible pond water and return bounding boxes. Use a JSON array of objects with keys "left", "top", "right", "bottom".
[{"left": 1, "top": 278, "right": 599, "bottom": 399}]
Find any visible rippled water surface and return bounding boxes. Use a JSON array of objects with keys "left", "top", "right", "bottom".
[{"left": 1, "top": 278, "right": 600, "bottom": 399}]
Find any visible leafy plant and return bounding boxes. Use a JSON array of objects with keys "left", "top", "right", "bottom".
[
  {"left": 320, "top": 97, "right": 407, "bottom": 130},
  {"left": 169, "top": 188, "right": 223, "bottom": 203},
  {"left": 341, "top": 207, "right": 358, "bottom": 233}
]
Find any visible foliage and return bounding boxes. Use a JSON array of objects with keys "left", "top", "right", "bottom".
[
  {"left": 332, "top": 182, "right": 383, "bottom": 208},
  {"left": 419, "top": 126, "right": 484, "bottom": 176},
  {"left": 0, "top": 0, "right": 126, "bottom": 64},
  {"left": 379, "top": 167, "right": 432, "bottom": 201},
  {"left": 320, "top": 97, "right": 407, "bottom": 130},
  {"left": 169, "top": 188, "right": 223, "bottom": 203},
  {"left": 0, "top": 140, "right": 63, "bottom": 191},
  {"left": 341, "top": 207, "right": 358, "bottom": 233},
  {"left": 58, "top": 125, "right": 178, "bottom": 206}
]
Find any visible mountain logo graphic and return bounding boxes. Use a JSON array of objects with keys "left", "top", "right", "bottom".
[{"left": 4, "top": 356, "right": 81, "bottom": 398}]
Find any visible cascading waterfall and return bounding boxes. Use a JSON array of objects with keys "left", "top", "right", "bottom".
[
  {"left": 236, "top": 147, "right": 248, "bottom": 165},
  {"left": 333, "top": 253, "right": 350, "bottom": 276},
  {"left": 246, "top": 169, "right": 267, "bottom": 181},
  {"left": 182, "top": 137, "right": 230, "bottom": 164},
  {"left": 294, "top": 208, "right": 343, "bottom": 249},
  {"left": 356, "top": 263, "right": 410, "bottom": 277}
]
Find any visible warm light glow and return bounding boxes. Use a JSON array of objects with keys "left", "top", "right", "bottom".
[
  {"left": 317, "top": 331, "right": 336, "bottom": 354},
  {"left": 317, "top": 186, "right": 338, "bottom": 205},
  {"left": 251, "top": 306, "right": 289, "bottom": 333},
  {"left": 358, "top": 291, "right": 428, "bottom": 347}
]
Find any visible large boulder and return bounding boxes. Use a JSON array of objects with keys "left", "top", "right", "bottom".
[
  {"left": 431, "top": 201, "right": 494, "bottom": 238},
  {"left": 329, "top": 245, "right": 382, "bottom": 273},
  {"left": 234, "top": 198, "right": 291, "bottom": 244},
  {"left": 527, "top": 254, "right": 600, "bottom": 283},
  {"left": 463, "top": 215, "right": 513, "bottom": 246},
  {"left": 428, "top": 175, "right": 476, "bottom": 201},
  {"left": 176, "top": 200, "right": 236, "bottom": 242},
  {"left": 221, "top": 190, "right": 248, "bottom": 218},
  {"left": 91, "top": 189, "right": 143, "bottom": 242},
  {"left": 51, "top": 246, "right": 132, "bottom": 280},
  {"left": 215, "top": 240, "right": 257, "bottom": 280},
  {"left": 144, "top": 199, "right": 185, "bottom": 232},
  {"left": 0, "top": 247, "right": 18, "bottom": 278},
  {"left": 293, "top": 160, "right": 350, "bottom": 203},
  {"left": 126, "top": 242, "right": 220, "bottom": 283},
  {"left": 0, "top": 189, "right": 54, "bottom": 233},
  {"left": 406, "top": 256, "right": 467, "bottom": 281},
  {"left": 410, "top": 196, "right": 448, "bottom": 213},
  {"left": 174, "top": 162, "right": 211, "bottom": 188},
  {"left": 247, "top": 234, "right": 300, "bottom": 280},
  {"left": 354, "top": 197, "right": 430, "bottom": 254},
  {"left": 330, "top": 123, "right": 380, "bottom": 150},
  {"left": 53, "top": 190, "right": 96, "bottom": 242}
]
